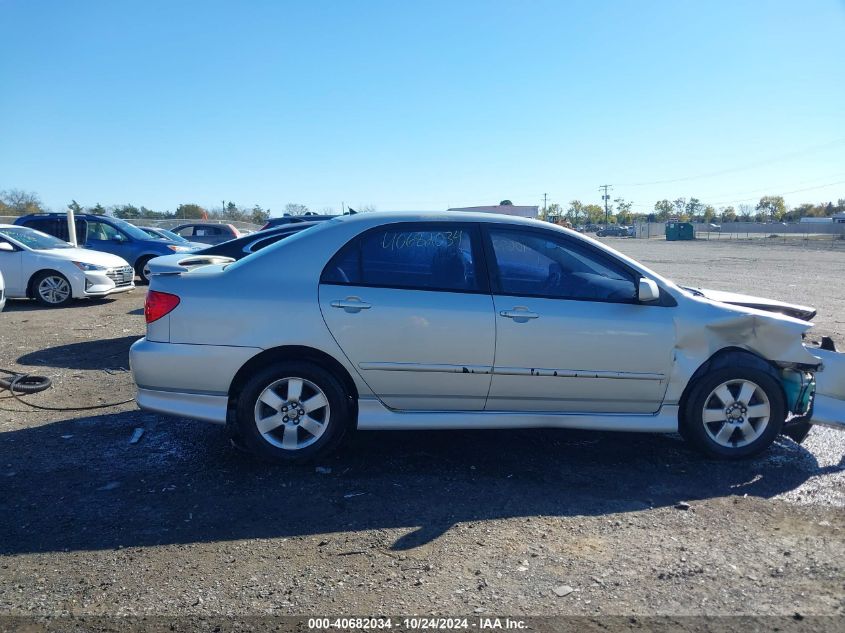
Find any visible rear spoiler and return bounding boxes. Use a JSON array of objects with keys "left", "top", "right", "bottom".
[{"left": 146, "top": 254, "right": 235, "bottom": 276}]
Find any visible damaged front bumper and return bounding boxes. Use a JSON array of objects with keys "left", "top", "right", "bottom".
[
  {"left": 782, "top": 345, "right": 845, "bottom": 442},
  {"left": 808, "top": 347, "right": 845, "bottom": 431}
]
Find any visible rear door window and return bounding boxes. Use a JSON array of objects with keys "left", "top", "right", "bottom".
[{"left": 321, "top": 224, "right": 486, "bottom": 293}]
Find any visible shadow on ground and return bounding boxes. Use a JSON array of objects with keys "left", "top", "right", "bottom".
[
  {"left": 2, "top": 298, "right": 118, "bottom": 313},
  {"left": 16, "top": 336, "right": 139, "bottom": 370},
  {"left": 0, "top": 410, "right": 835, "bottom": 555}
]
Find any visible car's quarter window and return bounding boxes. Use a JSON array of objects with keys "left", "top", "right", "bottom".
[
  {"left": 486, "top": 228, "right": 636, "bottom": 302},
  {"left": 321, "top": 223, "right": 486, "bottom": 293}
]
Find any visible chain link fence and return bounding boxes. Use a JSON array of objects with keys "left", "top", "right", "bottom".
[{"left": 634, "top": 221, "right": 845, "bottom": 243}]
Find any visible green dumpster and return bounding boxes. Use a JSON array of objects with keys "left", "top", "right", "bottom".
[{"left": 666, "top": 222, "right": 695, "bottom": 241}]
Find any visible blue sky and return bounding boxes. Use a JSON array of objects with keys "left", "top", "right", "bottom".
[{"left": 1, "top": 0, "right": 844, "bottom": 215}]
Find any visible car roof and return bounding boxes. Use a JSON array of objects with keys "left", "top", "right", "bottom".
[
  {"left": 173, "top": 222, "right": 233, "bottom": 227},
  {"left": 323, "top": 210, "right": 549, "bottom": 229}
]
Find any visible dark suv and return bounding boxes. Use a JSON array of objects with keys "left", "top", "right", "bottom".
[{"left": 14, "top": 213, "right": 197, "bottom": 283}]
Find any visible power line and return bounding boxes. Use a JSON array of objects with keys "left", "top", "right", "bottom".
[{"left": 616, "top": 137, "right": 845, "bottom": 187}]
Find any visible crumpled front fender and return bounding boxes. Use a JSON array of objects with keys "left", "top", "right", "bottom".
[{"left": 662, "top": 299, "right": 821, "bottom": 407}]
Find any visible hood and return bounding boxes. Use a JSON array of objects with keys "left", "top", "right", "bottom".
[
  {"left": 36, "top": 247, "right": 130, "bottom": 268},
  {"left": 685, "top": 287, "right": 816, "bottom": 321}
]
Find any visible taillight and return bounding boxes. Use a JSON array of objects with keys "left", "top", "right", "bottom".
[{"left": 145, "top": 290, "right": 180, "bottom": 323}]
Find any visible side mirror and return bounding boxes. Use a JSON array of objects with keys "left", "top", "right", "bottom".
[
  {"left": 638, "top": 278, "right": 660, "bottom": 303},
  {"left": 0, "top": 242, "right": 14, "bottom": 252},
  {"left": 112, "top": 234, "right": 126, "bottom": 242}
]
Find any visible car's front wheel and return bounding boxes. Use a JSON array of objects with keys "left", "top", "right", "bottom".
[
  {"left": 136, "top": 256, "right": 153, "bottom": 284},
  {"left": 32, "top": 271, "right": 73, "bottom": 307},
  {"left": 235, "top": 361, "right": 352, "bottom": 463},
  {"left": 682, "top": 367, "right": 785, "bottom": 459}
]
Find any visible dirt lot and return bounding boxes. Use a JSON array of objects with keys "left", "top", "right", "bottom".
[{"left": 0, "top": 238, "right": 843, "bottom": 625}]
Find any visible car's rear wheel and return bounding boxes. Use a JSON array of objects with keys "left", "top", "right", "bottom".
[
  {"left": 235, "top": 361, "right": 351, "bottom": 463},
  {"left": 682, "top": 367, "right": 785, "bottom": 459},
  {"left": 33, "top": 271, "right": 73, "bottom": 307}
]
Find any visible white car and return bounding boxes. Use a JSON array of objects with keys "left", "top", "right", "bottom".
[
  {"left": 0, "top": 269, "right": 5, "bottom": 312},
  {"left": 0, "top": 224, "right": 135, "bottom": 307}
]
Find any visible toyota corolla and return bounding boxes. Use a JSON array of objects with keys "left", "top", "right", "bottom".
[{"left": 130, "top": 212, "right": 843, "bottom": 462}]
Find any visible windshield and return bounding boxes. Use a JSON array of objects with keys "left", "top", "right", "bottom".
[
  {"left": 110, "top": 217, "right": 156, "bottom": 241},
  {"left": 142, "top": 227, "right": 188, "bottom": 243},
  {"left": 0, "top": 226, "right": 73, "bottom": 250},
  {"left": 156, "top": 228, "right": 188, "bottom": 242}
]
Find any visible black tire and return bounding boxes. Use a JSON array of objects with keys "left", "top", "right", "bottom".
[
  {"left": 135, "top": 256, "right": 153, "bottom": 284},
  {"left": 32, "top": 271, "right": 73, "bottom": 307},
  {"left": 235, "top": 361, "right": 352, "bottom": 463},
  {"left": 681, "top": 366, "right": 785, "bottom": 460}
]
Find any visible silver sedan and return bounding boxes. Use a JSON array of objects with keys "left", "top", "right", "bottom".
[{"left": 130, "top": 212, "right": 841, "bottom": 462}]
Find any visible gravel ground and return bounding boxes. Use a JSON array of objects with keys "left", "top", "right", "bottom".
[{"left": 0, "top": 237, "right": 843, "bottom": 624}]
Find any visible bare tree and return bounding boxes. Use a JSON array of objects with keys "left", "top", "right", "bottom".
[
  {"left": 284, "top": 203, "right": 309, "bottom": 216},
  {"left": 1, "top": 189, "right": 43, "bottom": 215},
  {"left": 738, "top": 203, "right": 754, "bottom": 221}
]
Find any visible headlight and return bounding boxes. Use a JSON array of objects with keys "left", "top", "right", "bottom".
[
  {"left": 72, "top": 261, "right": 107, "bottom": 271},
  {"left": 167, "top": 245, "right": 193, "bottom": 252}
]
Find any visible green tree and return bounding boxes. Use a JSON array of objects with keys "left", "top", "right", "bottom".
[
  {"left": 703, "top": 205, "right": 716, "bottom": 224},
  {"left": 67, "top": 200, "right": 83, "bottom": 214},
  {"left": 89, "top": 203, "right": 106, "bottom": 215},
  {"left": 583, "top": 203, "right": 604, "bottom": 224},
  {"left": 720, "top": 206, "right": 737, "bottom": 222},
  {"left": 176, "top": 203, "right": 207, "bottom": 219},
  {"left": 685, "top": 197, "right": 704, "bottom": 220},
  {"left": 653, "top": 199, "right": 673, "bottom": 221},
  {"left": 499, "top": 199, "right": 513, "bottom": 206},
  {"left": 756, "top": 195, "right": 786, "bottom": 221},
  {"left": 613, "top": 198, "right": 634, "bottom": 224},
  {"left": 112, "top": 204, "right": 141, "bottom": 219},
  {"left": 567, "top": 200, "right": 584, "bottom": 223},
  {"left": 250, "top": 205, "right": 270, "bottom": 225}
]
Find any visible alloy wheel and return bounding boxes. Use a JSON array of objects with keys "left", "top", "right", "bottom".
[
  {"left": 253, "top": 377, "right": 331, "bottom": 450},
  {"left": 37, "top": 275, "right": 71, "bottom": 305},
  {"left": 701, "top": 379, "right": 771, "bottom": 448}
]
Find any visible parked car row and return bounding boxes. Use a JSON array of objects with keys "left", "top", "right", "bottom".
[
  {"left": 12, "top": 213, "right": 201, "bottom": 283},
  {"left": 0, "top": 215, "right": 315, "bottom": 309}
]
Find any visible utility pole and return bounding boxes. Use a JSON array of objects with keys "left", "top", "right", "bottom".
[
  {"left": 542, "top": 193, "right": 548, "bottom": 219},
  {"left": 599, "top": 185, "right": 613, "bottom": 225}
]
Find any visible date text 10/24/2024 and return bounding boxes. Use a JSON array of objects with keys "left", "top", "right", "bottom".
[{"left": 307, "top": 617, "right": 528, "bottom": 630}]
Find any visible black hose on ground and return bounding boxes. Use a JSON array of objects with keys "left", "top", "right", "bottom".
[
  {"left": 0, "top": 368, "right": 135, "bottom": 411},
  {"left": 0, "top": 368, "right": 51, "bottom": 393}
]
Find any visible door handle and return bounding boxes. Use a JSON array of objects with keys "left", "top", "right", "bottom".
[
  {"left": 331, "top": 297, "right": 372, "bottom": 313},
  {"left": 499, "top": 308, "right": 539, "bottom": 322}
]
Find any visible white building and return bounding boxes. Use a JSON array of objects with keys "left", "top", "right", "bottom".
[{"left": 448, "top": 205, "right": 539, "bottom": 218}]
